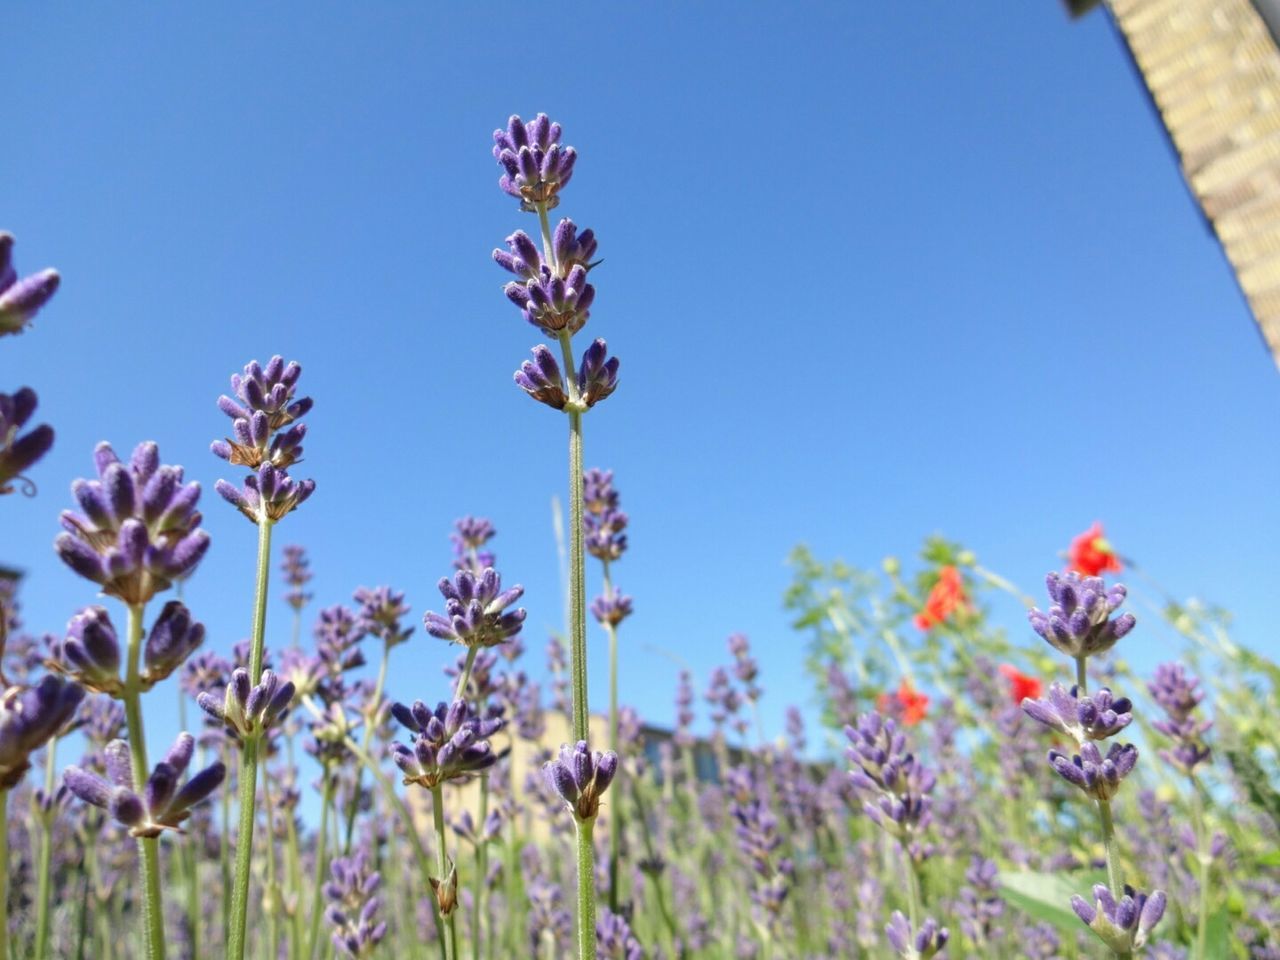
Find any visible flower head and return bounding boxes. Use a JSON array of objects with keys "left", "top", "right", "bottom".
[
  {"left": 423, "top": 568, "right": 525, "bottom": 649},
  {"left": 63, "top": 732, "right": 225, "bottom": 837},
  {"left": 55, "top": 442, "right": 210, "bottom": 605},
  {"left": 1148, "top": 662, "right": 1212, "bottom": 775},
  {"left": 389, "top": 699, "right": 504, "bottom": 789},
  {"left": 543, "top": 739, "right": 618, "bottom": 821},
  {"left": 211, "top": 355, "right": 312, "bottom": 469},
  {"left": 1070, "top": 884, "right": 1166, "bottom": 955},
  {"left": 197, "top": 667, "right": 295, "bottom": 741},
  {"left": 1028, "top": 571, "right": 1135, "bottom": 660},
  {"left": 913, "top": 565, "right": 967, "bottom": 630},
  {"left": 1068, "top": 522, "right": 1122, "bottom": 577},
  {"left": 577, "top": 338, "right": 619, "bottom": 408},
  {"left": 514, "top": 345, "right": 568, "bottom": 410},
  {"left": 885, "top": 911, "right": 949, "bottom": 959},
  {"left": 325, "top": 853, "right": 388, "bottom": 958},
  {"left": 504, "top": 264, "right": 594, "bottom": 337},
  {"left": 1022, "top": 683, "right": 1132, "bottom": 742},
  {"left": 846, "top": 711, "right": 936, "bottom": 851},
  {"left": 0, "top": 388, "right": 54, "bottom": 496},
  {"left": 354, "top": 586, "right": 413, "bottom": 649},
  {"left": 1048, "top": 740, "right": 1139, "bottom": 800},
  {"left": 493, "top": 113, "right": 577, "bottom": 211},
  {"left": 0, "top": 675, "right": 85, "bottom": 788},
  {"left": 596, "top": 908, "right": 644, "bottom": 960},
  {"left": 216, "top": 463, "right": 315, "bottom": 524},
  {"left": 0, "top": 233, "right": 60, "bottom": 337}
]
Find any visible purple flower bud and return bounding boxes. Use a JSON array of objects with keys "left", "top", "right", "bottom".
[
  {"left": 543, "top": 740, "right": 618, "bottom": 821},
  {"left": 390, "top": 698, "right": 504, "bottom": 788},
  {"left": 423, "top": 568, "right": 525, "bottom": 650},
  {"left": 493, "top": 114, "right": 576, "bottom": 211},
  {"left": 1029, "top": 572, "right": 1135, "bottom": 659},
  {"left": 0, "top": 387, "right": 54, "bottom": 496},
  {"left": 143, "top": 600, "right": 205, "bottom": 685},
  {"left": 0, "top": 676, "right": 85, "bottom": 788},
  {"left": 514, "top": 345, "right": 568, "bottom": 410},
  {"left": 1021, "top": 683, "right": 1132, "bottom": 743},
  {"left": 0, "top": 233, "right": 60, "bottom": 337},
  {"left": 1073, "top": 883, "right": 1167, "bottom": 954},
  {"left": 577, "top": 338, "right": 619, "bottom": 408},
  {"left": 50, "top": 606, "right": 122, "bottom": 694},
  {"left": 217, "top": 463, "right": 315, "bottom": 525}
]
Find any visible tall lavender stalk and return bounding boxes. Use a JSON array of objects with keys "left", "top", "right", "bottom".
[
  {"left": 496, "top": 111, "right": 618, "bottom": 960},
  {"left": 211, "top": 356, "right": 314, "bottom": 960}
]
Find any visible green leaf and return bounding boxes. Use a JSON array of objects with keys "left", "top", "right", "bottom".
[
  {"left": 1202, "top": 906, "right": 1231, "bottom": 960},
  {"left": 999, "top": 870, "right": 1105, "bottom": 939}
]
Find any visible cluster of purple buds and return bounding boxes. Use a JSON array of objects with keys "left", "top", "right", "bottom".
[
  {"left": 1028, "top": 572, "right": 1135, "bottom": 660},
  {"left": 452, "top": 808, "right": 503, "bottom": 847},
  {"left": 726, "top": 767, "right": 794, "bottom": 929},
  {"left": 50, "top": 601, "right": 205, "bottom": 695},
  {"left": 583, "top": 468, "right": 628, "bottom": 562},
  {"left": 450, "top": 516, "right": 496, "bottom": 573},
  {"left": 590, "top": 592, "right": 633, "bottom": 628},
  {"left": 885, "top": 912, "right": 949, "bottom": 960},
  {"left": 0, "top": 388, "right": 54, "bottom": 496},
  {"left": 281, "top": 544, "right": 314, "bottom": 612},
  {"left": 706, "top": 667, "right": 744, "bottom": 730},
  {"left": 423, "top": 568, "right": 526, "bottom": 649},
  {"left": 325, "top": 853, "right": 388, "bottom": 958},
  {"left": 389, "top": 699, "right": 504, "bottom": 789},
  {"left": 197, "top": 668, "right": 295, "bottom": 741},
  {"left": 213, "top": 356, "right": 315, "bottom": 525},
  {"left": 543, "top": 739, "right": 618, "bottom": 821},
  {"left": 0, "top": 674, "right": 84, "bottom": 788},
  {"left": 1148, "top": 663, "right": 1212, "bottom": 775},
  {"left": 514, "top": 339, "right": 618, "bottom": 411},
  {"left": 673, "top": 670, "right": 695, "bottom": 748},
  {"left": 56, "top": 442, "right": 210, "bottom": 605},
  {"left": 493, "top": 113, "right": 576, "bottom": 211},
  {"left": 728, "top": 633, "right": 762, "bottom": 703},
  {"left": 846, "top": 712, "right": 936, "bottom": 856},
  {"left": 63, "top": 733, "right": 225, "bottom": 837},
  {"left": 499, "top": 231, "right": 595, "bottom": 336},
  {"left": 1070, "top": 884, "right": 1167, "bottom": 955},
  {"left": 1048, "top": 738, "right": 1138, "bottom": 802},
  {"left": 0, "top": 232, "right": 60, "bottom": 337},
  {"left": 1021, "top": 683, "right": 1133, "bottom": 743},
  {"left": 354, "top": 586, "right": 413, "bottom": 649},
  {"left": 596, "top": 908, "right": 644, "bottom": 960}
]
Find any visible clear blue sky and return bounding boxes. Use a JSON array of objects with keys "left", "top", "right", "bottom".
[{"left": 5, "top": 3, "right": 1278, "bottom": 750}]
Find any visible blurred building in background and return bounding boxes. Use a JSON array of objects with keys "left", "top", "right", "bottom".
[{"left": 1067, "top": 0, "right": 1280, "bottom": 368}]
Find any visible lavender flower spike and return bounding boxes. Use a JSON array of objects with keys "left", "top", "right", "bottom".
[
  {"left": 1070, "top": 884, "right": 1166, "bottom": 955},
  {"left": 493, "top": 113, "right": 577, "bottom": 211},
  {"left": 1148, "top": 662, "right": 1213, "bottom": 775},
  {"left": 325, "top": 853, "right": 388, "bottom": 958},
  {"left": 0, "top": 675, "right": 85, "bottom": 788},
  {"left": 1048, "top": 740, "right": 1139, "bottom": 800},
  {"left": 389, "top": 698, "right": 504, "bottom": 788},
  {"left": 197, "top": 667, "right": 294, "bottom": 740},
  {"left": 63, "top": 733, "right": 225, "bottom": 837},
  {"left": 0, "top": 232, "right": 60, "bottom": 337},
  {"left": 504, "top": 263, "right": 595, "bottom": 337},
  {"left": 216, "top": 462, "right": 315, "bottom": 524},
  {"left": 543, "top": 740, "right": 618, "bottom": 821},
  {"left": 0, "top": 388, "right": 54, "bottom": 496},
  {"left": 885, "top": 911, "right": 949, "bottom": 959},
  {"left": 281, "top": 544, "right": 314, "bottom": 611},
  {"left": 211, "top": 355, "right": 313, "bottom": 469},
  {"left": 515, "top": 344, "right": 568, "bottom": 410},
  {"left": 55, "top": 441, "right": 210, "bottom": 605},
  {"left": 1021, "top": 682, "right": 1133, "bottom": 743},
  {"left": 49, "top": 606, "right": 122, "bottom": 695},
  {"left": 578, "top": 338, "right": 619, "bottom": 408},
  {"left": 1028, "top": 572, "right": 1135, "bottom": 660},
  {"left": 423, "top": 567, "right": 526, "bottom": 649},
  {"left": 143, "top": 599, "right": 206, "bottom": 685}
]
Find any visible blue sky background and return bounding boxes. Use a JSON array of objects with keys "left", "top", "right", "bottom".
[{"left": 4, "top": 3, "right": 1279, "bottom": 756}]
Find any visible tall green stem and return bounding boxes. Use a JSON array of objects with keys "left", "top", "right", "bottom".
[
  {"left": 261, "top": 761, "right": 281, "bottom": 960},
  {"left": 1190, "top": 783, "right": 1210, "bottom": 960},
  {"left": 342, "top": 640, "right": 392, "bottom": 854},
  {"left": 123, "top": 602, "right": 166, "bottom": 960},
  {"left": 432, "top": 786, "right": 458, "bottom": 960},
  {"left": 1, "top": 789, "right": 9, "bottom": 960},
  {"left": 1097, "top": 799, "right": 1122, "bottom": 895},
  {"left": 33, "top": 736, "right": 59, "bottom": 959},
  {"left": 471, "top": 774, "right": 489, "bottom": 960},
  {"left": 305, "top": 770, "right": 335, "bottom": 960},
  {"left": 228, "top": 517, "right": 275, "bottom": 960},
  {"left": 575, "top": 819, "right": 598, "bottom": 960}
]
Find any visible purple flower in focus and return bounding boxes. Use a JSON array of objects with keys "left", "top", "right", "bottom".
[
  {"left": 577, "top": 338, "right": 619, "bottom": 408},
  {"left": 492, "top": 113, "right": 577, "bottom": 211},
  {"left": 0, "top": 387, "right": 54, "bottom": 496},
  {"left": 63, "top": 732, "right": 225, "bottom": 837},
  {"left": 55, "top": 441, "right": 210, "bottom": 605},
  {"left": 543, "top": 740, "right": 618, "bottom": 821},
  {"left": 50, "top": 600, "right": 203, "bottom": 695},
  {"left": 1047, "top": 740, "right": 1139, "bottom": 801},
  {"left": 0, "top": 675, "right": 84, "bottom": 788},
  {"left": 1021, "top": 683, "right": 1133, "bottom": 743},
  {"left": 0, "top": 232, "right": 60, "bottom": 337},
  {"left": 197, "top": 667, "right": 295, "bottom": 741},
  {"left": 216, "top": 463, "right": 315, "bottom": 525},
  {"left": 1028, "top": 572, "right": 1135, "bottom": 660},
  {"left": 514, "top": 345, "right": 569, "bottom": 410},
  {"left": 504, "top": 263, "right": 595, "bottom": 337},
  {"left": 423, "top": 568, "right": 526, "bottom": 650},
  {"left": 210, "top": 355, "right": 312, "bottom": 469},
  {"left": 325, "top": 852, "right": 388, "bottom": 958},
  {"left": 1070, "top": 883, "right": 1166, "bottom": 955},
  {"left": 389, "top": 699, "right": 504, "bottom": 789},
  {"left": 885, "top": 911, "right": 949, "bottom": 959}
]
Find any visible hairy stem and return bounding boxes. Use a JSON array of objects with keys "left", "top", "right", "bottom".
[
  {"left": 576, "top": 818, "right": 598, "bottom": 960},
  {"left": 343, "top": 639, "right": 392, "bottom": 854},
  {"left": 472, "top": 774, "right": 489, "bottom": 960},
  {"left": 0, "top": 790, "right": 8, "bottom": 960},
  {"left": 33, "top": 736, "right": 59, "bottom": 959},
  {"left": 305, "top": 770, "right": 336, "bottom": 960},
  {"left": 432, "top": 786, "right": 458, "bottom": 960},
  {"left": 1096, "top": 798, "right": 1122, "bottom": 895},
  {"left": 228, "top": 517, "right": 274, "bottom": 960},
  {"left": 123, "top": 602, "right": 165, "bottom": 960}
]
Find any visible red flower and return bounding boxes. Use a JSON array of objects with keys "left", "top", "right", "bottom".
[
  {"left": 877, "top": 679, "right": 930, "bottom": 726},
  {"left": 1067, "top": 522, "right": 1121, "bottom": 577},
  {"left": 913, "top": 565, "right": 967, "bottom": 630},
  {"left": 998, "top": 663, "right": 1042, "bottom": 705}
]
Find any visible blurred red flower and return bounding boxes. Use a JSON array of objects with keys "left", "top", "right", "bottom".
[
  {"left": 913, "top": 565, "right": 967, "bottom": 630},
  {"left": 877, "top": 678, "right": 929, "bottom": 726},
  {"left": 998, "top": 663, "right": 1042, "bottom": 704},
  {"left": 1067, "top": 522, "right": 1121, "bottom": 577}
]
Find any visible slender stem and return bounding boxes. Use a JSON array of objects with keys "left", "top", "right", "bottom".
[
  {"left": 285, "top": 803, "right": 304, "bottom": 960},
  {"left": 564, "top": 405, "right": 589, "bottom": 742},
  {"left": 228, "top": 517, "right": 275, "bottom": 960},
  {"left": 123, "top": 602, "right": 166, "bottom": 960},
  {"left": 471, "top": 774, "right": 489, "bottom": 960},
  {"left": 575, "top": 819, "right": 598, "bottom": 960},
  {"left": 177, "top": 694, "right": 200, "bottom": 960},
  {"left": 220, "top": 744, "right": 232, "bottom": 947},
  {"left": 1096, "top": 798, "right": 1122, "bottom": 894},
  {"left": 1189, "top": 782, "right": 1210, "bottom": 960},
  {"left": 261, "top": 760, "right": 281, "bottom": 960},
  {"left": 33, "top": 737, "right": 58, "bottom": 959},
  {"left": 305, "top": 770, "right": 336, "bottom": 960},
  {"left": 432, "top": 786, "right": 458, "bottom": 960},
  {"left": 900, "top": 841, "right": 923, "bottom": 930},
  {"left": 453, "top": 645, "right": 479, "bottom": 704},
  {"left": 1075, "top": 655, "right": 1088, "bottom": 696},
  {"left": 605, "top": 619, "right": 621, "bottom": 912},
  {"left": 343, "top": 640, "right": 392, "bottom": 854},
  {"left": 1, "top": 790, "right": 9, "bottom": 960}
]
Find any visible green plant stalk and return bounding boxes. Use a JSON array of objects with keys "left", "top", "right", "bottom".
[
  {"left": 220, "top": 741, "right": 232, "bottom": 947},
  {"left": 575, "top": 818, "right": 598, "bottom": 960},
  {"left": 176, "top": 694, "right": 200, "bottom": 960},
  {"left": 261, "top": 760, "right": 281, "bottom": 960},
  {"left": 471, "top": 773, "right": 490, "bottom": 960},
  {"left": 1190, "top": 783, "right": 1210, "bottom": 960},
  {"left": 0, "top": 789, "right": 8, "bottom": 960},
  {"left": 284, "top": 800, "right": 304, "bottom": 960},
  {"left": 431, "top": 785, "right": 458, "bottom": 960},
  {"left": 900, "top": 840, "right": 923, "bottom": 930},
  {"left": 600, "top": 559, "right": 624, "bottom": 914},
  {"left": 305, "top": 769, "right": 336, "bottom": 960},
  {"left": 123, "top": 602, "right": 166, "bottom": 960},
  {"left": 228, "top": 516, "right": 275, "bottom": 960},
  {"left": 33, "top": 735, "right": 59, "bottom": 959},
  {"left": 75, "top": 866, "right": 90, "bottom": 960},
  {"left": 342, "top": 639, "right": 392, "bottom": 855},
  {"left": 627, "top": 778, "right": 680, "bottom": 953}
]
